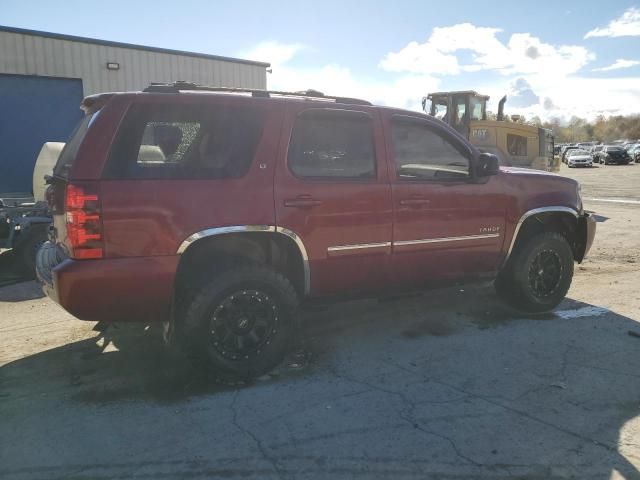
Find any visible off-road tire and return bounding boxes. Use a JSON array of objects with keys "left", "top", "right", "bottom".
[
  {"left": 495, "top": 232, "right": 574, "bottom": 314},
  {"left": 14, "top": 224, "right": 48, "bottom": 278},
  {"left": 181, "top": 262, "right": 299, "bottom": 383}
]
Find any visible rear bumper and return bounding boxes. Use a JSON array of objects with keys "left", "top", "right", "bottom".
[
  {"left": 37, "top": 242, "right": 178, "bottom": 322},
  {"left": 576, "top": 212, "right": 596, "bottom": 262}
]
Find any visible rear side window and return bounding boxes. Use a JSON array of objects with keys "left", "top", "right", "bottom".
[
  {"left": 105, "top": 103, "right": 265, "bottom": 179},
  {"left": 53, "top": 113, "right": 95, "bottom": 178},
  {"left": 288, "top": 109, "right": 376, "bottom": 180}
]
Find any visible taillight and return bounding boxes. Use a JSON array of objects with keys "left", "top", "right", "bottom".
[{"left": 65, "top": 183, "right": 104, "bottom": 259}]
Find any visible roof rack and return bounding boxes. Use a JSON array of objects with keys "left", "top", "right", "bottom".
[{"left": 143, "top": 81, "right": 372, "bottom": 106}]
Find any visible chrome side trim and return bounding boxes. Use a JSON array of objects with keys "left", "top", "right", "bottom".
[
  {"left": 503, "top": 206, "right": 579, "bottom": 264},
  {"left": 275, "top": 227, "right": 311, "bottom": 295},
  {"left": 176, "top": 225, "right": 275, "bottom": 254},
  {"left": 327, "top": 242, "right": 392, "bottom": 252},
  {"left": 177, "top": 225, "right": 311, "bottom": 295},
  {"left": 394, "top": 233, "right": 500, "bottom": 247}
]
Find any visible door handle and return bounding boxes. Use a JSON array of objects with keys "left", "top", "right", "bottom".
[
  {"left": 284, "top": 196, "right": 322, "bottom": 208},
  {"left": 399, "top": 198, "right": 430, "bottom": 207}
]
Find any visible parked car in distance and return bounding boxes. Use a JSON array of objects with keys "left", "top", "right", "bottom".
[
  {"left": 576, "top": 142, "right": 596, "bottom": 151},
  {"left": 590, "top": 144, "right": 604, "bottom": 159},
  {"left": 626, "top": 144, "right": 640, "bottom": 162},
  {"left": 36, "top": 82, "right": 596, "bottom": 381},
  {"left": 594, "top": 145, "right": 631, "bottom": 165},
  {"left": 561, "top": 145, "right": 579, "bottom": 163},
  {"left": 566, "top": 149, "right": 593, "bottom": 168}
]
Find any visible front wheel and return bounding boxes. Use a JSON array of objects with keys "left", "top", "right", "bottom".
[
  {"left": 181, "top": 262, "right": 299, "bottom": 382},
  {"left": 495, "top": 232, "right": 574, "bottom": 314}
]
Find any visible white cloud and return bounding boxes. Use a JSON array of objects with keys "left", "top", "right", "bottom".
[
  {"left": 585, "top": 7, "right": 640, "bottom": 38},
  {"left": 242, "top": 41, "right": 306, "bottom": 68},
  {"left": 508, "top": 78, "right": 539, "bottom": 108},
  {"left": 242, "top": 29, "right": 639, "bottom": 124},
  {"left": 479, "top": 76, "right": 640, "bottom": 121},
  {"left": 380, "top": 23, "right": 594, "bottom": 79},
  {"left": 593, "top": 58, "right": 640, "bottom": 72},
  {"left": 243, "top": 42, "right": 439, "bottom": 110}
]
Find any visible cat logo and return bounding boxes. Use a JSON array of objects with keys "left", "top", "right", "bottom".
[{"left": 471, "top": 128, "right": 489, "bottom": 141}]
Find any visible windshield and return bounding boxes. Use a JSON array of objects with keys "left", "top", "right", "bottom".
[
  {"left": 606, "top": 146, "right": 623, "bottom": 152},
  {"left": 568, "top": 149, "right": 589, "bottom": 156},
  {"left": 469, "top": 97, "right": 483, "bottom": 120},
  {"left": 432, "top": 101, "right": 448, "bottom": 121}
]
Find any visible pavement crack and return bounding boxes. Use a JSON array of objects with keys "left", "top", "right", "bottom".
[
  {"left": 328, "top": 366, "right": 483, "bottom": 467},
  {"left": 390, "top": 362, "right": 620, "bottom": 453},
  {"left": 567, "top": 362, "right": 640, "bottom": 380},
  {"left": 229, "top": 390, "right": 285, "bottom": 480}
]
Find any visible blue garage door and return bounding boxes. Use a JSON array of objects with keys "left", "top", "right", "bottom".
[{"left": 0, "top": 74, "right": 84, "bottom": 194}]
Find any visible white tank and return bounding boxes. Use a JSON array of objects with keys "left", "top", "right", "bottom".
[{"left": 32, "top": 142, "right": 65, "bottom": 203}]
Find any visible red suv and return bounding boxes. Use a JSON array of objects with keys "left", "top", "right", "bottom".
[{"left": 38, "top": 82, "right": 596, "bottom": 380}]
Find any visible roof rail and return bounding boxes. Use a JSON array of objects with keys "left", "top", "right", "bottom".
[{"left": 143, "top": 81, "right": 372, "bottom": 106}]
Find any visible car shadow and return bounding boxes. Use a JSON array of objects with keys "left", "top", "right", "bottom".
[
  {"left": 0, "top": 279, "right": 44, "bottom": 302},
  {"left": 1, "top": 284, "right": 639, "bottom": 479},
  {"left": 0, "top": 250, "right": 28, "bottom": 288}
]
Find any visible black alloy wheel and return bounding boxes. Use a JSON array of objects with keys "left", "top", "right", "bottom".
[
  {"left": 209, "top": 289, "right": 279, "bottom": 360},
  {"left": 181, "top": 262, "right": 299, "bottom": 382},
  {"left": 495, "top": 232, "right": 574, "bottom": 313},
  {"left": 528, "top": 249, "right": 563, "bottom": 299}
]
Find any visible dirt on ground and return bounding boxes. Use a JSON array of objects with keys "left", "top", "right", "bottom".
[{"left": 1, "top": 162, "right": 639, "bottom": 480}]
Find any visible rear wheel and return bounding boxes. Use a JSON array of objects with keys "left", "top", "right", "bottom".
[
  {"left": 495, "top": 232, "right": 574, "bottom": 314},
  {"left": 181, "top": 262, "right": 299, "bottom": 382}
]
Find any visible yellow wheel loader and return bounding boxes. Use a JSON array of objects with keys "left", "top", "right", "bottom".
[{"left": 423, "top": 91, "right": 559, "bottom": 172}]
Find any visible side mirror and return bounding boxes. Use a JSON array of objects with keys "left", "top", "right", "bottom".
[{"left": 475, "top": 152, "right": 500, "bottom": 177}]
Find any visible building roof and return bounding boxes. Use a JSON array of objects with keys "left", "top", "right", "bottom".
[{"left": 0, "top": 25, "right": 270, "bottom": 68}]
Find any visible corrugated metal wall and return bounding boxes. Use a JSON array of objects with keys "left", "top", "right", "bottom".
[{"left": 0, "top": 30, "right": 267, "bottom": 95}]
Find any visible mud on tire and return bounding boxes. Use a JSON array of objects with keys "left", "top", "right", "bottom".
[
  {"left": 495, "top": 232, "right": 574, "bottom": 314},
  {"left": 180, "top": 262, "right": 299, "bottom": 383}
]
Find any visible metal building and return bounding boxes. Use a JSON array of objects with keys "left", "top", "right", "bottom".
[{"left": 0, "top": 25, "right": 269, "bottom": 193}]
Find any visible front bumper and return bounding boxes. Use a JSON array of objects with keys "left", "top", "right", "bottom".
[
  {"left": 37, "top": 242, "right": 178, "bottom": 323},
  {"left": 606, "top": 156, "right": 629, "bottom": 164},
  {"left": 576, "top": 212, "right": 596, "bottom": 262}
]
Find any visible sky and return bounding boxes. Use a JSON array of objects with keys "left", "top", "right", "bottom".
[{"left": 2, "top": 0, "right": 640, "bottom": 121}]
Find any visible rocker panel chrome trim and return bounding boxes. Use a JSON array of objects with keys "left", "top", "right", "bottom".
[
  {"left": 394, "top": 233, "right": 500, "bottom": 247},
  {"left": 327, "top": 242, "right": 392, "bottom": 252}
]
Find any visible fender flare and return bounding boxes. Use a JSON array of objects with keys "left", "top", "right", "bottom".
[
  {"left": 503, "top": 206, "right": 579, "bottom": 265},
  {"left": 176, "top": 225, "right": 310, "bottom": 295}
]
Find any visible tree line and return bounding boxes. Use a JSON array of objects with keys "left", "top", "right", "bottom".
[{"left": 527, "top": 115, "right": 640, "bottom": 143}]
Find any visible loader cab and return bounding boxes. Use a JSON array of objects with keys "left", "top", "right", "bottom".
[{"left": 423, "top": 91, "right": 489, "bottom": 138}]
